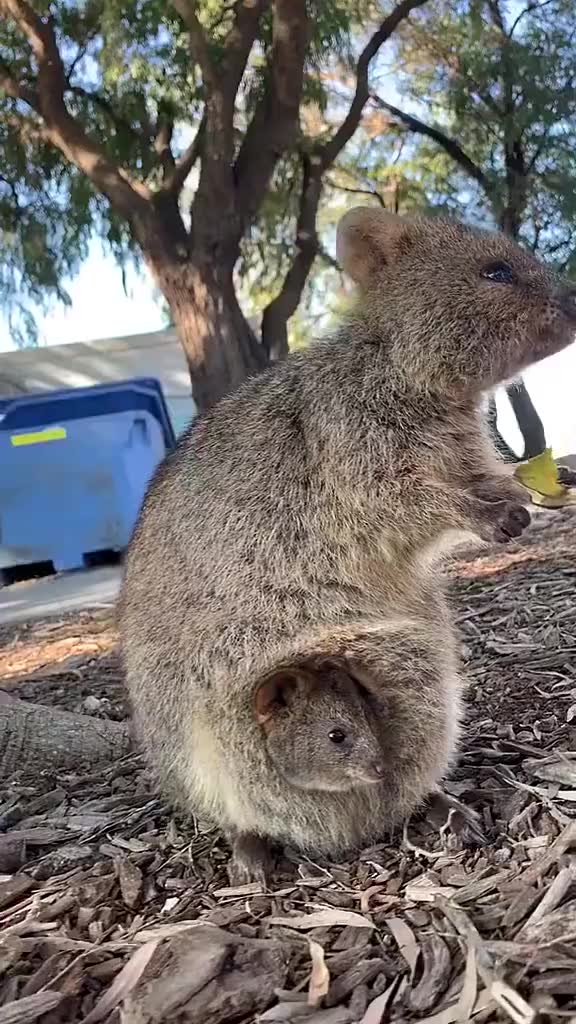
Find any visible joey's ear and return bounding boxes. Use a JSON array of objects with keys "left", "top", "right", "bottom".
[
  {"left": 336, "top": 206, "right": 414, "bottom": 287},
  {"left": 318, "top": 655, "right": 379, "bottom": 700},
  {"left": 254, "top": 667, "right": 315, "bottom": 727}
]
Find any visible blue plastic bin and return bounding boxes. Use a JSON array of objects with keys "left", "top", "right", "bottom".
[{"left": 0, "top": 377, "right": 175, "bottom": 574}]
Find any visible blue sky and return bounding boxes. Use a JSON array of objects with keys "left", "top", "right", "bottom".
[{"left": 0, "top": 242, "right": 165, "bottom": 351}]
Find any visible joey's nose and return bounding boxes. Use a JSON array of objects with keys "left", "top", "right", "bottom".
[{"left": 357, "top": 759, "right": 386, "bottom": 784}]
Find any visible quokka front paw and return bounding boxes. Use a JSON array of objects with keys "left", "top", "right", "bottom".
[
  {"left": 465, "top": 494, "right": 531, "bottom": 544},
  {"left": 489, "top": 500, "right": 531, "bottom": 543}
]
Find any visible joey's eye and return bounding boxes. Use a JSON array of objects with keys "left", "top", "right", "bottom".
[
  {"left": 329, "top": 729, "right": 346, "bottom": 745},
  {"left": 481, "top": 260, "right": 515, "bottom": 284}
]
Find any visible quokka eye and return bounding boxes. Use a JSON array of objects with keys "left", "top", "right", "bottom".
[
  {"left": 481, "top": 260, "right": 516, "bottom": 284},
  {"left": 329, "top": 729, "right": 346, "bottom": 744}
]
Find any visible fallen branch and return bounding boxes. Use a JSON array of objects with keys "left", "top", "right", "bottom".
[{"left": 0, "top": 693, "right": 132, "bottom": 781}]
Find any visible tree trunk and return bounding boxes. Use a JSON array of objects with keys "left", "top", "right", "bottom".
[
  {"left": 0, "top": 693, "right": 131, "bottom": 781},
  {"left": 160, "top": 259, "right": 267, "bottom": 412},
  {"left": 487, "top": 394, "right": 519, "bottom": 462},
  {"left": 505, "top": 380, "right": 546, "bottom": 459},
  {"left": 496, "top": 205, "right": 547, "bottom": 462},
  {"left": 135, "top": 201, "right": 268, "bottom": 413}
]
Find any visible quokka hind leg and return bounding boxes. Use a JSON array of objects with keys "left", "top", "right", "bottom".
[{"left": 227, "top": 830, "right": 275, "bottom": 887}]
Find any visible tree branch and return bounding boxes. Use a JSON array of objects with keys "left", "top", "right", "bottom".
[
  {"left": 179, "top": 0, "right": 271, "bottom": 242},
  {"left": 233, "top": 0, "right": 309, "bottom": 236},
  {"left": 326, "top": 177, "right": 386, "bottom": 208},
  {"left": 508, "top": 0, "right": 557, "bottom": 35},
  {"left": 1, "top": 108, "right": 50, "bottom": 146},
  {"left": 162, "top": 116, "right": 205, "bottom": 194},
  {"left": 1, "top": 0, "right": 151, "bottom": 218},
  {"left": 0, "top": 57, "right": 39, "bottom": 109},
  {"left": 171, "top": 0, "right": 215, "bottom": 87},
  {"left": 72, "top": 84, "right": 176, "bottom": 185},
  {"left": 486, "top": 0, "right": 508, "bottom": 35},
  {"left": 318, "top": 243, "right": 340, "bottom": 272},
  {"left": 485, "top": 0, "right": 527, "bottom": 239},
  {"left": 69, "top": 85, "right": 143, "bottom": 143},
  {"left": 261, "top": 151, "right": 322, "bottom": 359},
  {"left": 371, "top": 94, "right": 491, "bottom": 194},
  {"left": 321, "top": 0, "right": 429, "bottom": 168},
  {"left": 153, "top": 115, "right": 176, "bottom": 176},
  {"left": 174, "top": 0, "right": 269, "bottom": 100},
  {"left": 260, "top": 0, "right": 429, "bottom": 359},
  {"left": 219, "top": 0, "right": 270, "bottom": 103},
  {"left": 500, "top": 139, "right": 527, "bottom": 239},
  {"left": 0, "top": 694, "right": 131, "bottom": 780}
]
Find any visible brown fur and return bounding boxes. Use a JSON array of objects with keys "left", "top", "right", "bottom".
[{"left": 120, "top": 209, "right": 576, "bottom": 877}]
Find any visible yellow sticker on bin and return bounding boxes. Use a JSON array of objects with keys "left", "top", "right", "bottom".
[{"left": 10, "top": 426, "right": 67, "bottom": 447}]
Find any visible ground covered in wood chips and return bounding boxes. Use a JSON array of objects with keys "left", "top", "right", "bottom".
[{"left": 0, "top": 509, "right": 575, "bottom": 1024}]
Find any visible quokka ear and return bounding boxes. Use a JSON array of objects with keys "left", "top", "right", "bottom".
[
  {"left": 254, "top": 666, "right": 317, "bottom": 728},
  {"left": 336, "top": 206, "right": 415, "bottom": 287}
]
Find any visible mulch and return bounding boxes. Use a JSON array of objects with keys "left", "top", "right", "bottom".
[{"left": 0, "top": 508, "right": 575, "bottom": 1024}]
